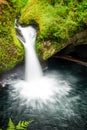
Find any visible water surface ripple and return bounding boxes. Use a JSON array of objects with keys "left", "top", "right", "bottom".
[{"left": 0, "top": 59, "right": 87, "bottom": 130}]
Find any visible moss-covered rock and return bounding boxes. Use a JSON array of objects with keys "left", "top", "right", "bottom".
[
  {"left": 20, "top": 0, "right": 87, "bottom": 59},
  {"left": 0, "top": 1, "right": 26, "bottom": 72},
  {"left": 0, "top": 0, "right": 87, "bottom": 72}
]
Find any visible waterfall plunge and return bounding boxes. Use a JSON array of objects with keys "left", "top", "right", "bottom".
[
  {"left": 14, "top": 24, "right": 71, "bottom": 104},
  {"left": 16, "top": 25, "right": 43, "bottom": 82}
]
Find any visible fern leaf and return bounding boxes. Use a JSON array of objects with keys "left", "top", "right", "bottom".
[
  {"left": 7, "top": 118, "right": 15, "bottom": 130},
  {"left": 16, "top": 120, "right": 34, "bottom": 130}
]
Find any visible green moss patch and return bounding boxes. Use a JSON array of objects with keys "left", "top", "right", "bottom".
[
  {"left": 20, "top": 0, "right": 87, "bottom": 59},
  {"left": 0, "top": 1, "right": 25, "bottom": 72}
]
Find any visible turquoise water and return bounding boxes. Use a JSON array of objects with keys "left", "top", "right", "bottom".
[{"left": 0, "top": 58, "right": 87, "bottom": 130}]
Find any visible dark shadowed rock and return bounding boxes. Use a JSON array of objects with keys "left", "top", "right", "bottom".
[{"left": 0, "top": 83, "right": 3, "bottom": 91}]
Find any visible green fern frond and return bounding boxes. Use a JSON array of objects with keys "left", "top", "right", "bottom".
[
  {"left": 7, "top": 118, "right": 15, "bottom": 130},
  {"left": 16, "top": 120, "right": 34, "bottom": 130},
  {"left": 0, "top": 118, "right": 34, "bottom": 130}
]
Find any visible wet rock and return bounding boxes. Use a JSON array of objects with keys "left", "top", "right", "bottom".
[
  {"left": 55, "top": 30, "right": 87, "bottom": 61},
  {"left": 0, "top": 83, "right": 3, "bottom": 90}
]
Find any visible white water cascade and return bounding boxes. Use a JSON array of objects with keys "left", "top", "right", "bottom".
[
  {"left": 16, "top": 25, "right": 43, "bottom": 82},
  {"left": 14, "top": 24, "right": 71, "bottom": 107}
]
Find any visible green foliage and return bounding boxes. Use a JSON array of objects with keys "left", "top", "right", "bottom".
[
  {"left": 0, "top": 0, "right": 87, "bottom": 68},
  {"left": 0, "top": 118, "right": 34, "bottom": 130},
  {"left": 0, "top": 1, "right": 24, "bottom": 72},
  {"left": 7, "top": 118, "right": 15, "bottom": 130},
  {"left": 16, "top": 120, "right": 34, "bottom": 130},
  {"left": 8, "top": 0, "right": 28, "bottom": 9},
  {"left": 19, "top": 0, "right": 87, "bottom": 59}
]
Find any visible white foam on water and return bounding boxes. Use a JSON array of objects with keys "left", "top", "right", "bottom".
[
  {"left": 14, "top": 73, "right": 71, "bottom": 103},
  {"left": 13, "top": 24, "right": 79, "bottom": 114}
]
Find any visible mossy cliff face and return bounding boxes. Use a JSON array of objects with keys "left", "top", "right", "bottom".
[
  {"left": 0, "top": 1, "right": 27, "bottom": 72},
  {"left": 0, "top": 0, "right": 87, "bottom": 72},
  {"left": 20, "top": 0, "right": 87, "bottom": 59}
]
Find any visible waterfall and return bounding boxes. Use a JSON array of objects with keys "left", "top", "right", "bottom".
[
  {"left": 16, "top": 25, "right": 43, "bottom": 82},
  {"left": 14, "top": 22, "right": 71, "bottom": 104}
]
